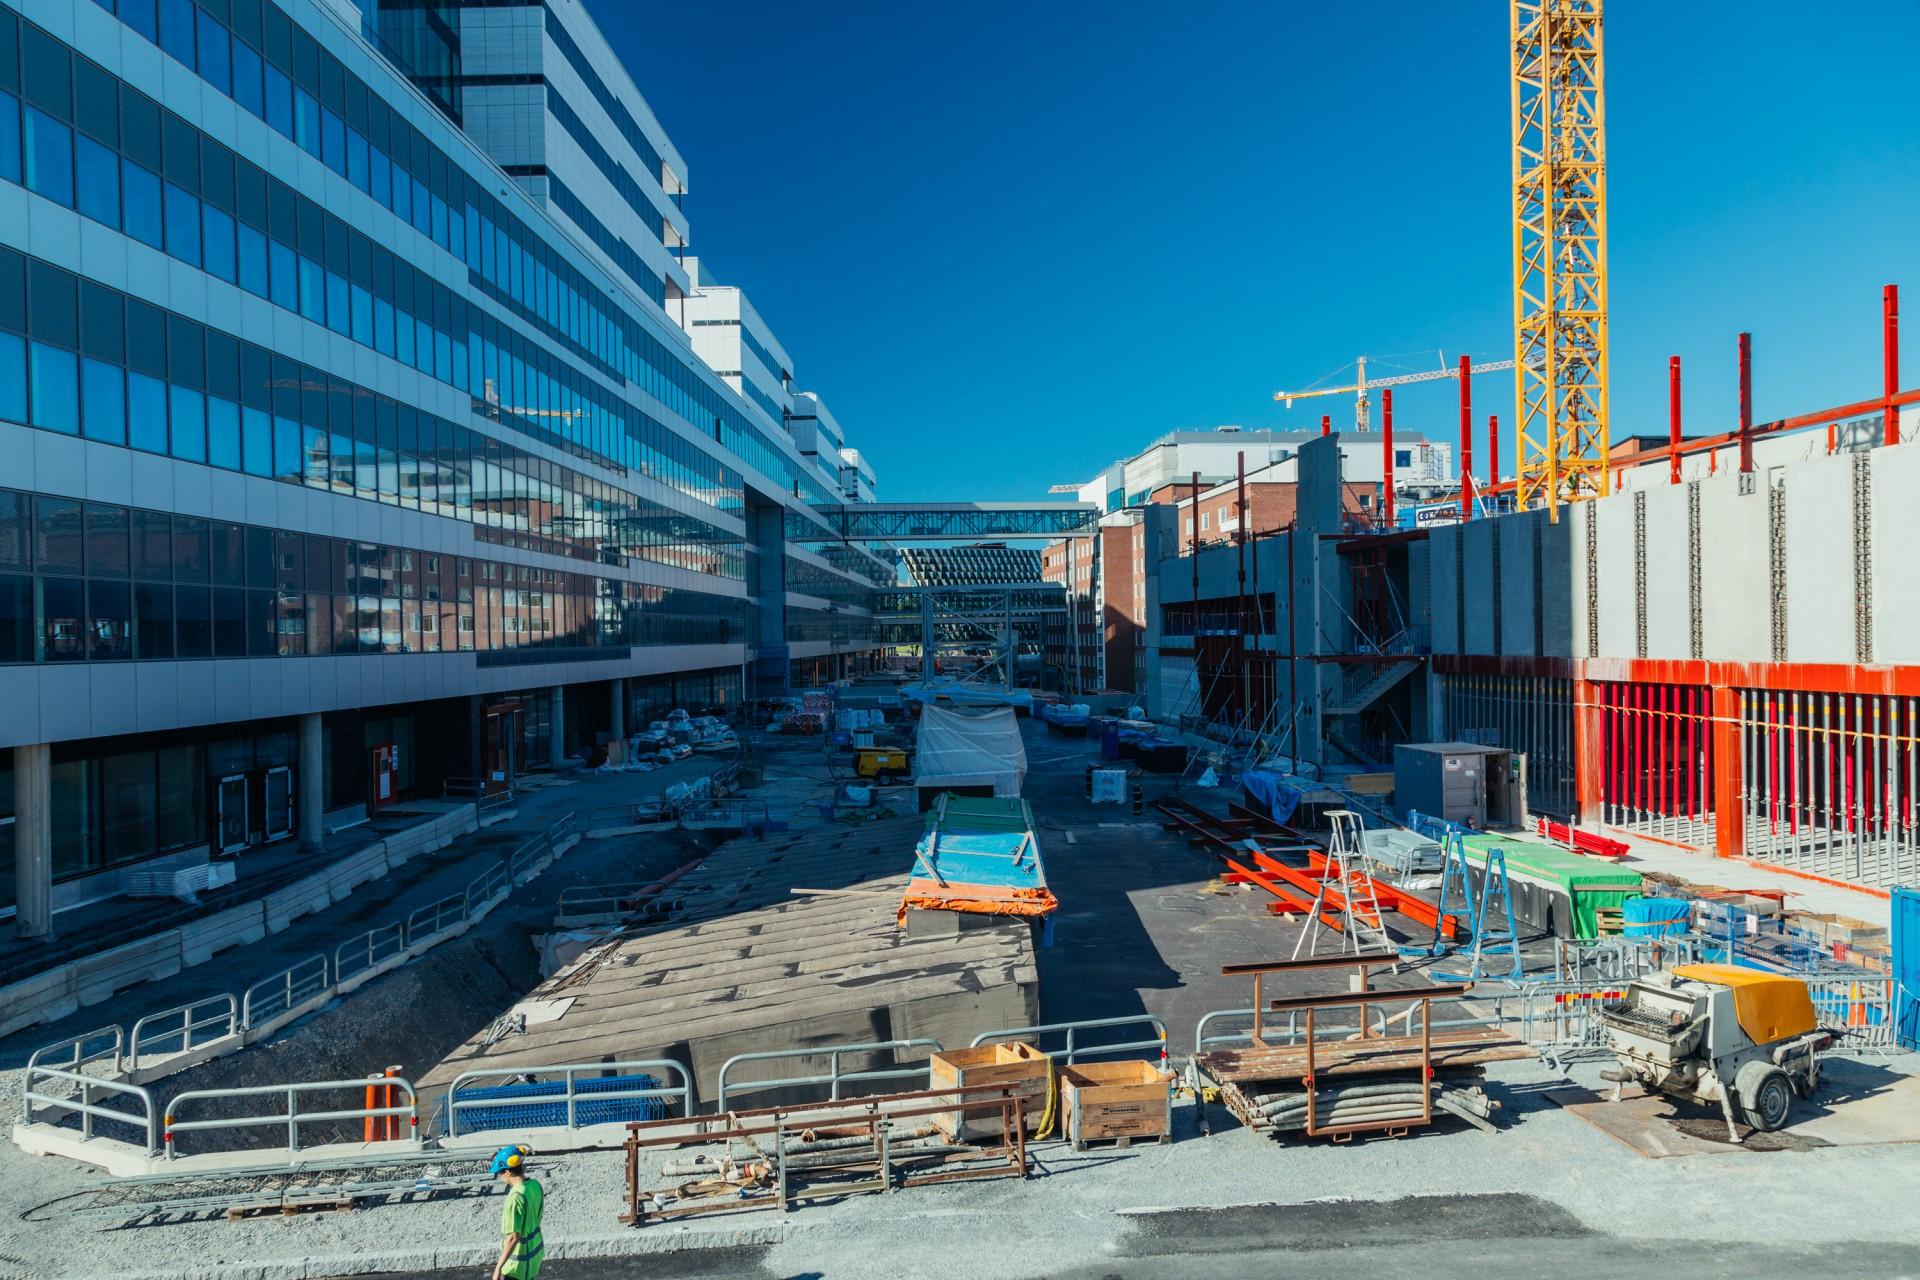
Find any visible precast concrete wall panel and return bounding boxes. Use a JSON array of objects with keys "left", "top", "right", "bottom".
[
  {"left": 1592, "top": 489, "right": 1639, "bottom": 658},
  {"left": 1641, "top": 482, "right": 1691, "bottom": 660},
  {"left": 1461, "top": 520, "right": 1497, "bottom": 655},
  {"left": 1871, "top": 443, "right": 1920, "bottom": 665},
  {"left": 1429, "top": 525, "right": 1461, "bottom": 654},
  {"left": 1567, "top": 504, "right": 1592, "bottom": 657},
  {"left": 1782, "top": 454, "right": 1856, "bottom": 666},
  {"left": 1497, "top": 513, "right": 1537, "bottom": 656},
  {"left": 1539, "top": 513, "right": 1575, "bottom": 658},
  {"left": 1697, "top": 474, "right": 1769, "bottom": 662}
]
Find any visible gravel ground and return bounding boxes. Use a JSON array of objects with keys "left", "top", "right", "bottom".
[{"left": 6, "top": 725, "right": 1919, "bottom": 1280}]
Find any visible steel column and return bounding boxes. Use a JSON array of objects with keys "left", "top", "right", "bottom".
[
  {"left": 1460, "top": 357, "right": 1474, "bottom": 519},
  {"left": 1887, "top": 284, "right": 1901, "bottom": 448},
  {"left": 1382, "top": 389, "right": 1396, "bottom": 527},
  {"left": 1712, "top": 685, "right": 1744, "bottom": 858},
  {"left": 1738, "top": 333, "right": 1755, "bottom": 474},
  {"left": 1669, "top": 356, "right": 1682, "bottom": 485}
]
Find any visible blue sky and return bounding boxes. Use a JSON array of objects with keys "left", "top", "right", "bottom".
[{"left": 589, "top": 2, "right": 1920, "bottom": 502}]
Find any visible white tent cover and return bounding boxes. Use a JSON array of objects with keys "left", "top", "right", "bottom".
[{"left": 914, "top": 703, "right": 1028, "bottom": 797}]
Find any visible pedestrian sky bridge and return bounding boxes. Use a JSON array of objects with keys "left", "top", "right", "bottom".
[{"left": 788, "top": 502, "right": 1100, "bottom": 543}]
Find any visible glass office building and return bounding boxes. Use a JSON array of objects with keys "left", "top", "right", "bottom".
[{"left": 0, "top": 0, "right": 879, "bottom": 929}]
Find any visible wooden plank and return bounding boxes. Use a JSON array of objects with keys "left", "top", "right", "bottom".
[
  {"left": 1196, "top": 1028, "right": 1533, "bottom": 1084},
  {"left": 1267, "top": 983, "right": 1468, "bottom": 1013},
  {"left": 1220, "top": 951, "right": 1402, "bottom": 976}
]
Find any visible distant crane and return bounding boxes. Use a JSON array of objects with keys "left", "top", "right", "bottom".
[{"left": 1273, "top": 354, "right": 1518, "bottom": 432}]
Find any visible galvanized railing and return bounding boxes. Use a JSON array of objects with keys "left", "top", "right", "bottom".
[
  {"left": 715, "top": 1038, "right": 946, "bottom": 1112},
  {"left": 163, "top": 1077, "right": 420, "bottom": 1158},
  {"left": 24, "top": 1063, "right": 157, "bottom": 1153},
  {"left": 1808, "top": 973, "right": 1896, "bottom": 1049},
  {"left": 240, "top": 954, "right": 330, "bottom": 1030},
  {"left": 406, "top": 891, "right": 467, "bottom": 944},
  {"left": 969, "top": 1015, "right": 1168, "bottom": 1065},
  {"left": 25, "top": 1025, "right": 125, "bottom": 1079},
  {"left": 129, "top": 996, "right": 239, "bottom": 1069},
  {"left": 335, "top": 922, "right": 408, "bottom": 984},
  {"left": 465, "top": 860, "right": 510, "bottom": 915},
  {"left": 443, "top": 1058, "right": 695, "bottom": 1137},
  {"left": 555, "top": 881, "right": 664, "bottom": 923}
]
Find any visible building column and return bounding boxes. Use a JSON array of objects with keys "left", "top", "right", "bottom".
[
  {"left": 610, "top": 679, "right": 626, "bottom": 742},
  {"left": 298, "top": 713, "right": 324, "bottom": 853},
  {"left": 549, "top": 686, "right": 567, "bottom": 770},
  {"left": 1711, "top": 683, "right": 1744, "bottom": 859},
  {"left": 1572, "top": 672, "right": 1603, "bottom": 826},
  {"left": 12, "top": 744, "right": 52, "bottom": 939}
]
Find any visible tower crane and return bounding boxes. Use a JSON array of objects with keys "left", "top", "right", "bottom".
[
  {"left": 1512, "top": 0, "right": 1609, "bottom": 519},
  {"left": 1273, "top": 354, "right": 1517, "bottom": 432}
]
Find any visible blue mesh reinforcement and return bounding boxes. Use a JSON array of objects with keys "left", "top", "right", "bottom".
[{"left": 454, "top": 1074, "right": 669, "bottom": 1132}]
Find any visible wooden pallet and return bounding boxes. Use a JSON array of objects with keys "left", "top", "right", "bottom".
[
  {"left": 226, "top": 1197, "right": 356, "bottom": 1221},
  {"left": 1071, "top": 1131, "right": 1171, "bottom": 1153},
  {"left": 1195, "top": 1026, "right": 1534, "bottom": 1086}
]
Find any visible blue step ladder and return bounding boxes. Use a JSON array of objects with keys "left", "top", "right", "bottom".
[{"left": 1402, "top": 818, "right": 1523, "bottom": 982}]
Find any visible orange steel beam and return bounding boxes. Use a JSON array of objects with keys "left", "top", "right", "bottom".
[{"left": 1223, "top": 856, "right": 1346, "bottom": 931}]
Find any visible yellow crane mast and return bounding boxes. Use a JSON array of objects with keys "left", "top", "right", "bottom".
[{"left": 1512, "top": 0, "right": 1610, "bottom": 519}]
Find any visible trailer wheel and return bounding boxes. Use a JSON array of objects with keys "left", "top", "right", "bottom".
[
  {"left": 1737, "top": 1065, "right": 1794, "bottom": 1132},
  {"left": 877, "top": 770, "right": 896, "bottom": 786}
]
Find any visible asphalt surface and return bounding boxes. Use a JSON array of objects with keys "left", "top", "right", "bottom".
[{"left": 332, "top": 1193, "right": 1920, "bottom": 1279}]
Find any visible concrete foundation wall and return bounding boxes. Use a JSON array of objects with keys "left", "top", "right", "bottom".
[
  {"left": 1592, "top": 486, "right": 1638, "bottom": 658},
  {"left": 1782, "top": 453, "right": 1858, "bottom": 666},
  {"left": 1540, "top": 514, "right": 1574, "bottom": 657},
  {"left": 1497, "top": 513, "right": 1536, "bottom": 657},
  {"left": 1642, "top": 481, "right": 1691, "bottom": 660},
  {"left": 1460, "top": 520, "right": 1497, "bottom": 655},
  {"left": 1696, "top": 473, "right": 1769, "bottom": 663},
  {"left": 1429, "top": 525, "right": 1460, "bottom": 654}
]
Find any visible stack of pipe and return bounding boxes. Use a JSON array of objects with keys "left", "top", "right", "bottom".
[{"left": 1251, "top": 1082, "right": 1430, "bottom": 1133}]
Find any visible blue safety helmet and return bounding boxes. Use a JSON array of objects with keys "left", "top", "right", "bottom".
[{"left": 490, "top": 1144, "right": 532, "bottom": 1176}]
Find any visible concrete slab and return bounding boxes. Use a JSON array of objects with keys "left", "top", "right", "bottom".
[{"left": 1547, "top": 1057, "right": 1920, "bottom": 1158}]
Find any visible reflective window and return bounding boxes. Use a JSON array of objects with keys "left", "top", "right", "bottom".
[
  {"left": 23, "top": 107, "right": 72, "bottom": 207},
  {"left": 133, "top": 580, "right": 173, "bottom": 659},
  {"left": 29, "top": 343, "right": 77, "bottom": 433},
  {"left": 127, "top": 370, "right": 167, "bottom": 453},
  {"left": 72, "top": 134, "right": 119, "bottom": 230},
  {"left": 263, "top": 64, "right": 291, "bottom": 137},
  {"left": 88, "top": 580, "right": 132, "bottom": 660},
  {"left": 163, "top": 182, "right": 200, "bottom": 265},
  {"left": 195, "top": 9, "right": 230, "bottom": 95},
  {"left": 242, "top": 406, "right": 272, "bottom": 477},
  {"left": 167, "top": 383, "right": 205, "bottom": 462},
  {"left": 81, "top": 358, "right": 125, "bottom": 444},
  {"left": 232, "top": 41, "right": 262, "bottom": 117},
  {"left": 122, "top": 160, "right": 162, "bottom": 248},
  {"left": 207, "top": 396, "right": 240, "bottom": 471},
  {"left": 0, "top": 93, "right": 19, "bottom": 185},
  {"left": 157, "top": 0, "right": 196, "bottom": 68},
  {"left": 0, "top": 334, "right": 24, "bottom": 423},
  {"left": 237, "top": 223, "right": 268, "bottom": 296},
  {"left": 202, "top": 205, "right": 236, "bottom": 282}
]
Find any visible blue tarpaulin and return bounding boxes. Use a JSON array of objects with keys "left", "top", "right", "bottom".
[{"left": 1242, "top": 770, "right": 1303, "bottom": 825}]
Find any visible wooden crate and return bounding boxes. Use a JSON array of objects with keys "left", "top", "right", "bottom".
[
  {"left": 927, "top": 1042, "right": 1050, "bottom": 1140},
  {"left": 1059, "top": 1061, "right": 1173, "bottom": 1150}
]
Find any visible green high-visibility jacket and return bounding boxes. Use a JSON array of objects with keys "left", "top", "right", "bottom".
[{"left": 500, "top": 1179, "right": 544, "bottom": 1279}]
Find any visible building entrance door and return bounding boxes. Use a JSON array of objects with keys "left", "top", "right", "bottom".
[
  {"left": 263, "top": 766, "right": 294, "bottom": 841},
  {"left": 217, "top": 774, "right": 249, "bottom": 855}
]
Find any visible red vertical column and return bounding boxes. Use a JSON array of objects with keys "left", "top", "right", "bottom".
[
  {"left": 1739, "top": 333, "right": 1755, "bottom": 473},
  {"left": 1321, "top": 413, "right": 1331, "bottom": 438},
  {"left": 1713, "top": 686, "right": 1744, "bottom": 858},
  {"left": 1488, "top": 414, "right": 1501, "bottom": 493},
  {"left": 1767, "top": 692, "right": 1780, "bottom": 834},
  {"left": 1382, "top": 389, "right": 1396, "bottom": 527},
  {"left": 1576, "top": 675, "right": 1605, "bottom": 826},
  {"left": 1669, "top": 356, "right": 1683, "bottom": 485},
  {"left": 1689, "top": 686, "right": 1701, "bottom": 829},
  {"left": 1886, "top": 284, "right": 1901, "bottom": 448},
  {"left": 1661, "top": 685, "right": 1673, "bottom": 822},
  {"left": 1787, "top": 694, "right": 1799, "bottom": 836},
  {"left": 1459, "top": 356, "right": 1474, "bottom": 519}
]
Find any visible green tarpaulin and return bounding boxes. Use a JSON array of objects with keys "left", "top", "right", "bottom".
[{"left": 1459, "top": 832, "right": 1643, "bottom": 941}]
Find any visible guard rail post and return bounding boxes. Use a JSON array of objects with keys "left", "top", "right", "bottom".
[
  {"left": 714, "top": 1038, "right": 945, "bottom": 1112},
  {"left": 968, "top": 1014, "right": 1170, "bottom": 1065}
]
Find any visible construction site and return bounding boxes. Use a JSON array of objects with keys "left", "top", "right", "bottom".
[{"left": 4, "top": 2, "right": 1920, "bottom": 1279}]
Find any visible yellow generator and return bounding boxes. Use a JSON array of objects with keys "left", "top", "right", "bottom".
[
  {"left": 1601, "top": 963, "right": 1830, "bottom": 1141},
  {"left": 854, "top": 747, "right": 912, "bottom": 785}
]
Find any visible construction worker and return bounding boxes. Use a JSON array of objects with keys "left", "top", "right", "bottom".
[{"left": 489, "top": 1144, "right": 544, "bottom": 1280}]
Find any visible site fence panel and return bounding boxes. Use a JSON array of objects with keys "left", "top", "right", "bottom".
[
  {"left": 129, "top": 996, "right": 239, "bottom": 1069},
  {"left": 715, "top": 1038, "right": 946, "bottom": 1112},
  {"left": 240, "top": 954, "right": 330, "bottom": 1030},
  {"left": 970, "top": 1015, "right": 1169, "bottom": 1065},
  {"left": 335, "top": 922, "right": 408, "bottom": 984},
  {"left": 508, "top": 833, "right": 551, "bottom": 886},
  {"left": 443, "top": 1059, "right": 695, "bottom": 1137},
  {"left": 407, "top": 893, "right": 467, "bottom": 945},
  {"left": 1807, "top": 973, "right": 1895, "bottom": 1049},
  {"left": 163, "top": 1077, "right": 420, "bottom": 1158},
  {"left": 23, "top": 1064, "right": 157, "bottom": 1152}
]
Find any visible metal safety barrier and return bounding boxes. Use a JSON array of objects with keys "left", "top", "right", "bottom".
[
  {"left": 556, "top": 881, "right": 666, "bottom": 924},
  {"left": 23, "top": 1063, "right": 157, "bottom": 1153},
  {"left": 716, "top": 1038, "right": 946, "bottom": 1112},
  {"left": 163, "top": 1076, "right": 420, "bottom": 1158},
  {"left": 406, "top": 892, "right": 467, "bottom": 944},
  {"left": 336, "top": 922, "right": 408, "bottom": 983},
  {"left": 1192, "top": 1006, "right": 1386, "bottom": 1055},
  {"left": 465, "top": 860, "right": 510, "bottom": 915},
  {"left": 1554, "top": 936, "right": 1700, "bottom": 984},
  {"left": 970, "top": 1015, "right": 1168, "bottom": 1065},
  {"left": 241, "top": 954, "right": 330, "bottom": 1030},
  {"left": 129, "top": 996, "right": 239, "bottom": 1070},
  {"left": 25, "top": 1025, "right": 125, "bottom": 1079},
  {"left": 444, "top": 1058, "right": 695, "bottom": 1137}
]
